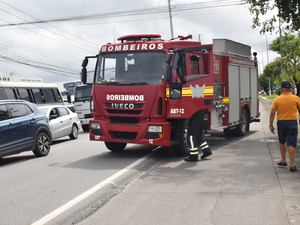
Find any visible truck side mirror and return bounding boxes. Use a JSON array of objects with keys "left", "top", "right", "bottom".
[
  {"left": 67, "top": 95, "right": 71, "bottom": 104},
  {"left": 82, "top": 58, "right": 88, "bottom": 67},
  {"left": 165, "top": 64, "right": 172, "bottom": 82},
  {"left": 165, "top": 52, "right": 174, "bottom": 82},
  {"left": 81, "top": 67, "right": 87, "bottom": 84}
]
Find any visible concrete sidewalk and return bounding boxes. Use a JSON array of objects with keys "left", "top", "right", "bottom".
[{"left": 79, "top": 98, "right": 300, "bottom": 225}]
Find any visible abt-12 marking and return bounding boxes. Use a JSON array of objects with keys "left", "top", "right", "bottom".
[{"left": 171, "top": 108, "right": 185, "bottom": 114}]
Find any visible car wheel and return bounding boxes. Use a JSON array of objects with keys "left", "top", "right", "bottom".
[
  {"left": 33, "top": 132, "right": 51, "bottom": 157},
  {"left": 69, "top": 124, "right": 78, "bottom": 139}
]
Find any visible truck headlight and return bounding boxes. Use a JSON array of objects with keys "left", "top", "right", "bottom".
[
  {"left": 90, "top": 122, "right": 100, "bottom": 129},
  {"left": 148, "top": 125, "right": 162, "bottom": 133}
]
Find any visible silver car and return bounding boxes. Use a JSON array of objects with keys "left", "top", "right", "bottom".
[{"left": 38, "top": 105, "right": 81, "bottom": 140}]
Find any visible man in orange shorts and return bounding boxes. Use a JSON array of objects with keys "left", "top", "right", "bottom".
[{"left": 269, "top": 81, "right": 300, "bottom": 172}]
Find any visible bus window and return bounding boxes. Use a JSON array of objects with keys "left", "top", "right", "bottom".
[
  {"left": 4, "top": 88, "right": 16, "bottom": 100},
  {"left": 0, "top": 88, "right": 5, "bottom": 100},
  {"left": 54, "top": 89, "right": 62, "bottom": 102},
  {"left": 32, "top": 89, "right": 45, "bottom": 104},
  {"left": 43, "top": 89, "right": 56, "bottom": 103},
  {"left": 17, "top": 88, "right": 32, "bottom": 102}
]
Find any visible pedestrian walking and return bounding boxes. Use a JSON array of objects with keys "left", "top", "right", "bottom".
[
  {"left": 185, "top": 110, "right": 212, "bottom": 162},
  {"left": 269, "top": 81, "right": 300, "bottom": 172}
]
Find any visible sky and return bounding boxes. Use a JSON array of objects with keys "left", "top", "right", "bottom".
[{"left": 0, "top": 0, "right": 281, "bottom": 91}]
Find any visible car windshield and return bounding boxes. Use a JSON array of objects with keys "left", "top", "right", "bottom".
[
  {"left": 95, "top": 51, "right": 166, "bottom": 86},
  {"left": 38, "top": 107, "right": 49, "bottom": 115}
]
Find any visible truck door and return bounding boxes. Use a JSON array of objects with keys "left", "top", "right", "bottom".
[{"left": 167, "top": 46, "right": 214, "bottom": 119}]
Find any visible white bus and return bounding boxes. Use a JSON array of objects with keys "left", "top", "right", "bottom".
[{"left": 0, "top": 82, "right": 64, "bottom": 106}]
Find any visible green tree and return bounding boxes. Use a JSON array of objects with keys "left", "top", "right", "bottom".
[
  {"left": 263, "top": 58, "right": 282, "bottom": 85},
  {"left": 259, "top": 73, "right": 270, "bottom": 94},
  {"left": 243, "top": 0, "right": 300, "bottom": 33},
  {"left": 269, "top": 34, "right": 300, "bottom": 95},
  {"left": 259, "top": 59, "right": 281, "bottom": 95}
]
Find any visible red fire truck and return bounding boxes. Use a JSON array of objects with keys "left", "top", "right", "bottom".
[{"left": 81, "top": 34, "right": 260, "bottom": 156}]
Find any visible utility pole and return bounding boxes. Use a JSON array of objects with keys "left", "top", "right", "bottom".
[
  {"left": 279, "top": 18, "right": 284, "bottom": 81},
  {"left": 266, "top": 35, "right": 269, "bottom": 64},
  {"left": 168, "top": 0, "right": 174, "bottom": 39},
  {"left": 269, "top": 77, "right": 271, "bottom": 97}
]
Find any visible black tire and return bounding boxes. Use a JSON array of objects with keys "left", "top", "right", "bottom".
[
  {"left": 223, "top": 127, "right": 234, "bottom": 137},
  {"left": 33, "top": 132, "right": 51, "bottom": 157},
  {"left": 69, "top": 124, "right": 79, "bottom": 140},
  {"left": 173, "top": 120, "right": 189, "bottom": 156},
  {"left": 82, "top": 124, "right": 89, "bottom": 132},
  {"left": 105, "top": 142, "right": 127, "bottom": 152},
  {"left": 235, "top": 108, "right": 249, "bottom": 137}
]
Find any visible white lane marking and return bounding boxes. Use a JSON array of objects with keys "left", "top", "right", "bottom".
[{"left": 32, "top": 150, "right": 157, "bottom": 225}]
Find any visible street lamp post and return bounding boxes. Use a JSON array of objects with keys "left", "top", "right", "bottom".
[{"left": 269, "top": 77, "right": 271, "bottom": 97}]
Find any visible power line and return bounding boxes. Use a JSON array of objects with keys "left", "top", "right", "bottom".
[
  {"left": 0, "top": 1, "right": 244, "bottom": 27},
  {"left": 0, "top": 1, "right": 100, "bottom": 50},
  {"left": 0, "top": 0, "right": 245, "bottom": 79},
  {"left": 0, "top": 55, "right": 79, "bottom": 77}
]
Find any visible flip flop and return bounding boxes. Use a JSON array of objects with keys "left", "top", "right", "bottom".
[{"left": 277, "top": 161, "right": 287, "bottom": 166}]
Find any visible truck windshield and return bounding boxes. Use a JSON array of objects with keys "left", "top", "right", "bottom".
[
  {"left": 75, "top": 85, "right": 92, "bottom": 102},
  {"left": 95, "top": 51, "right": 166, "bottom": 86}
]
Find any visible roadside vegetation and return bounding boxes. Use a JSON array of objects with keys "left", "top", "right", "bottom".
[
  {"left": 243, "top": 0, "right": 300, "bottom": 96},
  {"left": 261, "top": 93, "right": 278, "bottom": 102}
]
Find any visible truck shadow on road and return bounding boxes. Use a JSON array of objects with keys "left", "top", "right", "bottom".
[{"left": 47, "top": 144, "right": 160, "bottom": 171}]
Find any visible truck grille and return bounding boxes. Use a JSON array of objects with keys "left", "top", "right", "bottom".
[
  {"left": 84, "top": 114, "right": 93, "bottom": 118},
  {"left": 107, "top": 109, "right": 141, "bottom": 115},
  {"left": 109, "top": 117, "right": 140, "bottom": 124},
  {"left": 113, "top": 131, "right": 137, "bottom": 140}
]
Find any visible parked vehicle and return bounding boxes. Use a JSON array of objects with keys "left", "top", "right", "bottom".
[
  {"left": 0, "top": 81, "right": 64, "bottom": 106},
  {"left": 63, "top": 100, "right": 75, "bottom": 112},
  {"left": 38, "top": 105, "right": 81, "bottom": 140},
  {"left": 0, "top": 100, "right": 52, "bottom": 159},
  {"left": 74, "top": 84, "right": 93, "bottom": 132}
]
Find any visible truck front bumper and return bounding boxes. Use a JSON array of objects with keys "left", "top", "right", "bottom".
[{"left": 89, "top": 120, "right": 171, "bottom": 146}]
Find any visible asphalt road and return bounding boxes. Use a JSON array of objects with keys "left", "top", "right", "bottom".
[
  {"left": 0, "top": 131, "right": 162, "bottom": 225},
  {"left": 1, "top": 98, "right": 300, "bottom": 225},
  {"left": 79, "top": 98, "right": 300, "bottom": 225}
]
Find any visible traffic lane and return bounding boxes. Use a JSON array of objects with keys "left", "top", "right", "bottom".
[
  {"left": 46, "top": 145, "right": 169, "bottom": 225},
  {"left": 79, "top": 102, "right": 291, "bottom": 225},
  {"left": 0, "top": 130, "right": 86, "bottom": 167},
  {"left": 0, "top": 131, "right": 161, "bottom": 225}
]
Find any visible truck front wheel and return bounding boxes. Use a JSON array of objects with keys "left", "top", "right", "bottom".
[
  {"left": 172, "top": 120, "right": 189, "bottom": 156},
  {"left": 82, "top": 125, "right": 89, "bottom": 132},
  {"left": 105, "top": 142, "right": 127, "bottom": 152}
]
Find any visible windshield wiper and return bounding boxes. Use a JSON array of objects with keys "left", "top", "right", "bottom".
[
  {"left": 102, "top": 80, "right": 120, "bottom": 86},
  {"left": 130, "top": 82, "right": 148, "bottom": 86}
]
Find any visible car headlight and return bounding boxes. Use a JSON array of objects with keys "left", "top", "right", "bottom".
[
  {"left": 148, "top": 125, "right": 162, "bottom": 133},
  {"left": 90, "top": 122, "right": 100, "bottom": 129}
]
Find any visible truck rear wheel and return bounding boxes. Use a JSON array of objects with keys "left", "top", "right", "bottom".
[
  {"left": 223, "top": 108, "right": 249, "bottom": 137},
  {"left": 235, "top": 108, "right": 248, "bottom": 137},
  {"left": 105, "top": 142, "right": 127, "bottom": 152},
  {"left": 223, "top": 127, "right": 234, "bottom": 137},
  {"left": 172, "top": 120, "right": 189, "bottom": 156}
]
